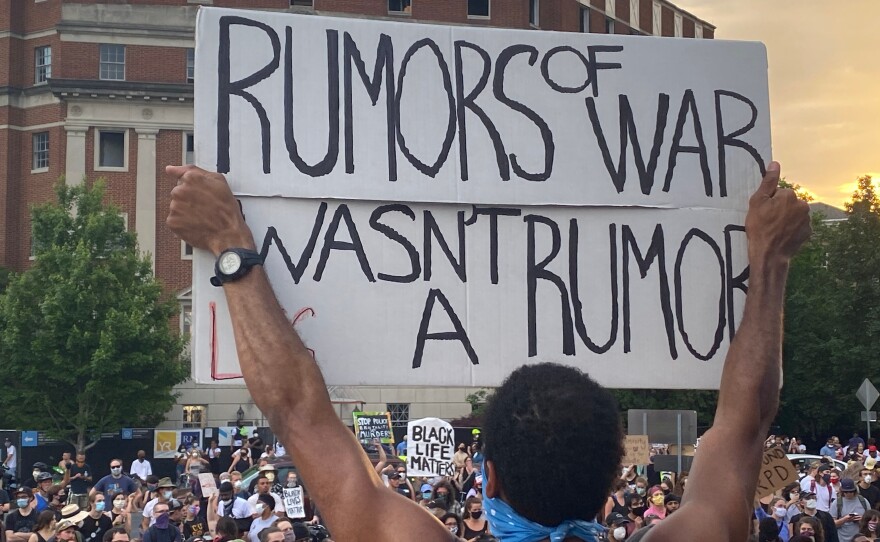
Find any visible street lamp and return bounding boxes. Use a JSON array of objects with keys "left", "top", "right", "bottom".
[{"left": 236, "top": 405, "right": 244, "bottom": 424}]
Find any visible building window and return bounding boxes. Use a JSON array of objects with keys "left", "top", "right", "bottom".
[
  {"left": 529, "top": 0, "right": 539, "bottom": 26},
  {"left": 32, "top": 132, "right": 49, "bottom": 171},
  {"left": 182, "top": 405, "right": 206, "bottom": 428},
  {"left": 184, "top": 132, "right": 194, "bottom": 165},
  {"left": 181, "top": 302, "right": 192, "bottom": 336},
  {"left": 695, "top": 23, "right": 703, "bottom": 39},
  {"left": 186, "top": 48, "right": 195, "bottom": 83},
  {"left": 629, "top": 0, "right": 640, "bottom": 31},
  {"left": 388, "top": 0, "right": 411, "bottom": 13},
  {"left": 387, "top": 403, "right": 410, "bottom": 428},
  {"left": 652, "top": 1, "right": 661, "bottom": 36},
  {"left": 290, "top": 0, "right": 313, "bottom": 5},
  {"left": 674, "top": 12, "right": 683, "bottom": 37},
  {"left": 579, "top": 7, "right": 590, "bottom": 32},
  {"left": 96, "top": 129, "right": 127, "bottom": 170},
  {"left": 99, "top": 44, "right": 125, "bottom": 81},
  {"left": 35, "top": 46, "right": 51, "bottom": 83},
  {"left": 468, "top": 0, "right": 489, "bottom": 17},
  {"left": 606, "top": 17, "right": 615, "bottom": 34},
  {"left": 182, "top": 240, "right": 194, "bottom": 260}
]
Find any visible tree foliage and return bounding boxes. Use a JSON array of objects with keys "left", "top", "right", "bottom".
[
  {"left": 778, "top": 175, "right": 880, "bottom": 441},
  {"left": 0, "top": 181, "right": 188, "bottom": 451}
]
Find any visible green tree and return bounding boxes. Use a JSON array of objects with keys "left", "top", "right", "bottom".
[{"left": 0, "top": 180, "right": 188, "bottom": 451}]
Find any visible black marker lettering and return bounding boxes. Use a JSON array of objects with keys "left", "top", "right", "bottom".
[
  {"left": 569, "top": 221, "right": 618, "bottom": 354},
  {"left": 724, "top": 224, "right": 748, "bottom": 339},
  {"left": 423, "top": 210, "right": 467, "bottom": 282},
  {"left": 259, "top": 202, "right": 328, "bottom": 284},
  {"left": 586, "top": 45, "right": 623, "bottom": 98},
  {"left": 412, "top": 288, "right": 479, "bottom": 368},
  {"left": 314, "top": 204, "right": 376, "bottom": 282},
  {"left": 715, "top": 90, "right": 766, "bottom": 197},
  {"left": 369, "top": 204, "right": 421, "bottom": 283},
  {"left": 663, "top": 89, "right": 713, "bottom": 196},
  {"left": 673, "top": 228, "right": 725, "bottom": 360},
  {"left": 465, "top": 206, "right": 522, "bottom": 284}
]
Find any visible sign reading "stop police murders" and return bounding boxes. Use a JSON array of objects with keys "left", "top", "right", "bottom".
[{"left": 192, "top": 7, "right": 770, "bottom": 390}]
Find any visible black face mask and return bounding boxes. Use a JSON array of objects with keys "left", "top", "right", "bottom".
[{"left": 630, "top": 506, "right": 646, "bottom": 517}]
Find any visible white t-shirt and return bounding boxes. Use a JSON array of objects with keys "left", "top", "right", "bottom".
[
  {"left": 142, "top": 497, "right": 170, "bottom": 527},
  {"left": 216, "top": 497, "right": 251, "bottom": 519},
  {"left": 247, "top": 515, "right": 277, "bottom": 542},
  {"left": 208, "top": 447, "right": 221, "bottom": 459},
  {"left": 274, "top": 443, "right": 285, "bottom": 457},
  {"left": 5, "top": 445, "right": 15, "bottom": 470},
  {"left": 130, "top": 459, "right": 152, "bottom": 480},
  {"left": 247, "top": 493, "right": 284, "bottom": 514}
]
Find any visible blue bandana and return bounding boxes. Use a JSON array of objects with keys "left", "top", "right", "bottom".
[{"left": 481, "top": 464, "right": 605, "bottom": 542}]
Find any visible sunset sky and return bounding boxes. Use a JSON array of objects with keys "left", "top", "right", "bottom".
[{"left": 674, "top": 0, "right": 880, "bottom": 207}]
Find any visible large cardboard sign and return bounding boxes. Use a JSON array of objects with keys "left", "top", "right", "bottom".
[
  {"left": 406, "top": 418, "right": 455, "bottom": 477},
  {"left": 353, "top": 412, "right": 394, "bottom": 444},
  {"left": 754, "top": 446, "right": 798, "bottom": 501},
  {"left": 192, "top": 7, "right": 770, "bottom": 389},
  {"left": 622, "top": 435, "right": 650, "bottom": 465}
]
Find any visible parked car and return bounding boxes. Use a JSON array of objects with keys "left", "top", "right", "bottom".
[{"left": 787, "top": 453, "right": 847, "bottom": 473}]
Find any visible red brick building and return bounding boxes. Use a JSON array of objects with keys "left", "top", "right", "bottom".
[{"left": 0, "top": 0, "right": 713, "bottom": 428}]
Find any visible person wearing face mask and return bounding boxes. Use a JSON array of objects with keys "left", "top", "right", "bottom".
[
  {"left": 626, "top": 494, "right": 646, "bottom": 532},
  {"left": 418, "top": 483, "right": 434, "bottom": 505},
  {"left": 439, "top": 513, "right": 464, "bottom": 540},
  {"left": 108, "top": 492, "right": 132, "bottom": 532},
  {"left": 462, "top": 497, "right": 489, "bottom": 540},
  {"left": 857, "top": 468, "right": 880, "bottom": 509},
  {"left": 811, "top": 465, "right": 838, "bottom": 513},
  {"left": 142, "top": 502, "right": 182, "bottom": 542},
  {"left": 794, "top": 516, "right": 826, "bottom": 542},
  {"left": 142, "top": 478, "right": 178, "bottom": 531},
  {"left": 453, "top": 443, "right": 469, "bottom": 470},
  {"left": 7, "top": 488, "right": 38, "bottom": 542},
  {"left": 633, "top": 477, "right": 649, "bottom": 499},
  {"left": 754, "top": 497, "right": 791, "bottom": 542},
  {"left": 605, "top": 512, "right": 632, "bottom": 541},
  {"left": 90, "top": 460, "right": 135, "bottom": 502},
  {"left": 432, "top": 481, "right": 462, "bottom": 517},
  {"left": 246, "top": 474, "right": 284, "bottom": 517},
  {"left": 23, "top": 463, "right": 51, "bottom": 491},
  {"left": 853, "top": 510, "right": 880, "bottom": 542},
  {"left": 80, "top": 493, "right": 113, "bottom": 542},
  {"left": 215, "top": 482, "right": 250, "bottom": 521},
  {"left": 183, "top": 496, "right": 208, "bottom": 539},
  {"left": 644, "top": 487, "right": 666, "bottom": 521},
  {"left": 833, "top": 478, "right": 870, "bottom": 542},
  {"left": 246, "top": 493, "right": 277, "bottom": 542},
  {"left": 789, "top": 492, "right": 837, "bottom": 542}
]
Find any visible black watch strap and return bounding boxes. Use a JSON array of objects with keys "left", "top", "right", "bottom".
[{"left": 210, "top": 249, "right": 264, "bottom": 287}]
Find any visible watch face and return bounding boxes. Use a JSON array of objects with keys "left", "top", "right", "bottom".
[{"left": 219, "top": 251, "right": 242, "bottom": 275}]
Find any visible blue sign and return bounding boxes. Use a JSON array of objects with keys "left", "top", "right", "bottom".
[
  {"left": 21, "top": 431, "right": 38, "bottom": 447},
  {"left": 121, "top": 429, "right": 133, "bottom": 440}
]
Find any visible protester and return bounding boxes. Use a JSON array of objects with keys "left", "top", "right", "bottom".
[
  {"left": 26, "top": 511, "right": 56, "bottom": 542},
  {"left": 794, "top": 516, "right": 826, "bottom": 542},
  {"left": 461, "top": 497, "right": 488, "bottom": 540},
  {"left": 644, "top": 486, "right": 666, "bottom": 521},
  {"left": 52, "top": 520, "right": 78, "bottom": 542},
  {"left": 245, "top": 474, "right": 283, "bottom": 516},
  {"left": 108, "top": 492, "right": 133, "bottom": 532},
  {"left": 857, "top": 467, "right": 880, "bottom": 508},
  {"left": 142, "top": 501, "right": 181, "bottom": 542},
  {"left": 833, "top": 478, "right": 870, "bottom": 542},
  {"left": 790, "top": 492, "right": 836, "bottom": 542},
  {"left": 91, "top": 461, "right": 136, "bottom": 501},
  {"left": 215, "top": 482, "right": 250, "bottom": 520},
  {"left": 79, "top": 493, "right": 113, "bottom": 542},
  {"left": 604, "top": 479, "right": 629, "bottom": 521},
  {"left": 130, "top": 452, "right": 152, "bottom": 482},
  {"left": 182, "top": 495, "right": 207, "bottom": 539},
  {"left": 67, "top": 453, "right": 93, "bottom": 510},
  {"left": 143, "top": 478, "right": 177, "bottom": 530},
  {"left": 214, "top": 517, "right": 239, "bottom": 542},
  {"left": 33, "top": 473, "right": 53, "bottom": 512},
  {"left": 606, "top": 512, "right": 632, "bottom": 542},
  {"left": 101, "top": 528, "right": 129, "bottom": 542},
  {"left": 207, "top": 441, "right": 222, "bottom": 475},
  {"left": 165, "top": 160, "right": 810, "bottom": 541},
  {"left": 756, "top": 497, "right": 791, "bottom": 542},
  {"left": 663, "top": 494, "right": 680, "bottom": 517},
  {"left": 757, "top": 517, "right": 784, "bottom": 542},
  {"left": 6, "top": 488, "right": 38, "bottom": 542},
  {"left": 3, "top": 438, "right": 16, "bottom": 474},
  {"left": 246, "top": 494, "right": 277, "bottom": 542},
  {"left": 257, "top": 526, "right": 282, "bottom": 542},
  {"left": 854, "top": 510, "right": 880, "bottom": 542},
  {"left": 439, "top": 513, "right": 463, "bottom": 539},
  {"left": 228, "top": 444, "right": 252, "bottom": 475}
]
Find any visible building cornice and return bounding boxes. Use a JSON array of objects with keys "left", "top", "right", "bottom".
[{"left": 48, "top": 79, "right": 193, "bottom": 103}]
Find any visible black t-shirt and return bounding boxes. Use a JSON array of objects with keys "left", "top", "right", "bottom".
[
  {"left": 395, "top": 486, "right": 412, "bottom": 499},
  {"left": 859, "top": 483, "right": 880, "bottom": 508},
  {"left": 6, "top": 508, "right": 37, "bottom": 533},
  {"left": 0, "top": 488, "right": 9, "bottom": 506},
  {"left": 183, "top": 518, "right": 209, "bottom": 539},
  {"left": 68, "top": 463, "right": 92, "bottom": 494},
  {"left": 80, "top": 514, "right": 113, "bottom": 542}
]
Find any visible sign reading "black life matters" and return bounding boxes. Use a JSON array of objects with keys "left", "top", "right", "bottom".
[{"left": 192, "top": 7, "right": 770, "bottom": 390}]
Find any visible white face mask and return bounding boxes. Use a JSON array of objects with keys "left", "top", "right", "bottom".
[
  {"left": 866, "top": 475, "right": 873, "bottom": 484},
  {"left": 774, "top": 507, "right": 787, "bottom": 517},
  {"left": 805, "top": 499, "right": 818, "bottom": 509},
  {"left": 869, "top": 522, "right": 878, "bottom": 532},
  {"left": 613, "top": 526, "right": 627, "bottom": 540},
  {"left": 254, "top": 503, "right": 265, "bottom": 514}
]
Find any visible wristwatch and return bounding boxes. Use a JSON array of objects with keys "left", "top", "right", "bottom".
[{"left": 210, "top": 248, "right": 264, "bottom": 287}]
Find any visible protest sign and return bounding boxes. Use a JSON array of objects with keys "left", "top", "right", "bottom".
[
  {"left": 622, "top": 435, "right": 650, "bottom": 465},
  {"left": 353, "top": 412, "right": 394, "bottom": 444},
  {"left": 283, "top": 487, "right": 306, "bottom": 518},
  {"left": 199, "top": 473, "right": 218, "bottom": 497},
  {"left": 406, "top": 418, "right": 455, "bottom": 477},
  {"left": 192, "top": 7, "right": 770, "bottom": 389},
  {"left": 754, "top": 446, "right": 798, "bottom": 501}
]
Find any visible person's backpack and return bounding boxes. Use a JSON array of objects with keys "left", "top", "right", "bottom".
[{"left": 836, "top": 493, "right": 870, "bottom": 519}]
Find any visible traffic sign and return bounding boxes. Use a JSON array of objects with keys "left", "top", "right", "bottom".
[
  {"left": 857, "top": 379, "right": 880, "bottom": 410},
  {"left": 862, "top": 411, "right": 878, "bottom": 422}
]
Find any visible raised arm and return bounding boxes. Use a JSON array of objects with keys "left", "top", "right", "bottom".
[
  {"left": 648, "top": 162, "right": 811, "bottom": 541},
  {"left": 166, "top": 165, "right": 453, "bottom": 542}
]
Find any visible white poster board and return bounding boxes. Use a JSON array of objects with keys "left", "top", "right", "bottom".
[
  {"left": 192, "top": 7, "right": 770, "bottom": 389},
  {"left": 198, "top": 473, "right": 218, "bottom": 497},
  {"left": 406, "top": 418, "right": 455, "bottom": 477},
  {"left": 282, "top": 487, "right": 306, "bottom": 518}
]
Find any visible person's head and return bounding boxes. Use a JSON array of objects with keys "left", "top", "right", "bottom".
[
  {"left": 387, "top": 471, "right": 403, "bottom": 488},
  {"left": 463, "top": 497, "right": 483, "bottom": 520},
  {"left": 628, "top": 493, "right": 645, "bottom": 517},
  {"left": 34, "top": 510, "right": 57, "bottom": 533},
  {"left": 109, "top": 459, "right": 123, "bottom": 477},
  {"left": 210, "top": 440, "right": 218, "bottom": 448},
  {"left": 440, "top": 513, "right": 463, "bottom": 537},
  {"left": 604, "top": 512, "right": 631, "bottom": 541},
  {"left": 62, "top": 452, "right": 71, "bottom": 461},
  {"left": 47, "top": 484, "right": 66, "bottom": 509},
  {"left": 664, "top": 494, "right": 680, "bottom": 514},
  {"left": 796, "top": 516, "right": 824, "bottom": 542},
  {"left": 859, "top": 509, "right": 880, "bottom": 536},
  {"left": 647, "top": 486, "right": 665, "bottom": 508},
  {"left": 633, "top": 477, "right": 648, "bottom": 497},
  {"left": 432, "top": 480, "right": 455, "bottom": 505},
  {"left": 158, "top": 478, "right": 176, "bottom": 500},
  {"left": 153, "top": 502, "right": 170, "bottom": 520},
  {"left": 659, "top": 477, "right": 672, "bottom": 495},
  {"left": 218, "top": 482, "right": 235, "bottom": 503},
  {"left": 256, "top": 473, "right": 271, "bottom": 494},
  {"left": 215, "top": 517, "right": 239, "bottom": 540},
  {"left": 102, "top": 527, "right": 129, "bottom": 542},
  {"left": 858, "top": 442, "right": 865, "bottom": 452},
  {"left": 137, "top": 450, "right": 146, "bottom": 461},
  {"left": 861, "top": 467, "right": 874, "bottom": 485},
  {"left": 758, "top": 517, "right": 780, "bottom": 542},
  {"left": 111, "top": 492, "right": 126, "bottom": 511},
  {"left": 769, "top": 497, "right": 787, "bottom": 519},
  {"left": 37, "top": 471, "right": 53, "bottom": 492},
  {"left": 481, "top": 363, "right": 623, "bottom": 526},
  {"left": 255, "top": 493, "right": 274, "bottom": 518},
  {"left": 184, "top": 495, "right": 199, "bottom": 519},
  {"left": 55, "top": 520, "right": 77, "bottom": 542},
  {"left": 76, "top": 453, "right": 86, "bottom": 465},
  {"left": 833, "top": 436, "right": 840, "bottom": 445},
  {"left": 259, "top": 526, "right": 283, "bottom": 542},
  {"left": 611, "top": 479, "right": 626, "bottom": 494},
  {"left": 90, "top": 492, "right": 106, "bottom": 513},
  {"left": 840, "top": 478, "right": 857, "bottom": 499},
  {"left": 281, "top": 523, "right": 310, "bottom": 542},
  {"left": 169, "top": 499, "right": 185, "bottom": 523},
  {"left": 457, "top": 443, "right": 466, "bottom": 453},
  {"left": 784, "top": 482, "right": 800, "bottom": 502},
  {"left": 286, "top": 472, "right": 299, "bottom": 487}
]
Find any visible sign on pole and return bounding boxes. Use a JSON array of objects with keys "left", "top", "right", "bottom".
[
  {"left": 857, "top": 379, "right": 879, "bottom": 439},
  {"left": 406, "top": 418, "right": 455, "bottom": 477},
  {"left": 192, "top": 7, "right": 771, "bottom": 390},
  {"left": 282, "top": 487, "right": 306, "bottom": 518}
]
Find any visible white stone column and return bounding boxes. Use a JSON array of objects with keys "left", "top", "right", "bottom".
[
  {"left": 64, "top": 125, "right": 87, "bottom": 186},
  {"left": 135, "top": 128, "right": 158, "bottom": 269}
]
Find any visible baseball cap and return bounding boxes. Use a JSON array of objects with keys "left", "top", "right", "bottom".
[
  {"left": 817, "top": 464, "right": 832, "bottom": 473},
  {"left": 420, "top": 483, "right": 432, "bottom": 492},
  {"left": 15, "top": 487, "right": 32, "bottom": 498},
  {"left": 840, "top": 478, "right": 857, "bottom": 492},
  {"left": 870, "top": 445, "right": 877, "bottom": 452},
  {"left": 387, "top": 472, "right": 402, "bottom": 480},
  {"left": 605, "top": 512, "right": 631, "bottom": 526}
]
